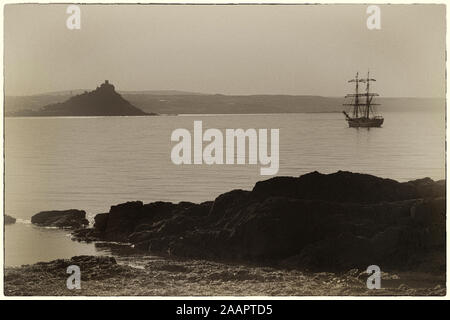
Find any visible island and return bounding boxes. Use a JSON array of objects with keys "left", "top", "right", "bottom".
[
  {"left": 8, "top": 81, "right": 156, "bottom": 117},
  {"left": 31, "top": 209, "right": 89, "bottom": 229},
  {"left": 5, "top": 214, "right": 16, "bottom": 225}
]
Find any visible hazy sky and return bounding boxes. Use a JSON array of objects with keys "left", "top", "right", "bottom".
[{"left": 4, "top": 4, "right": 446, "bottom": 97}]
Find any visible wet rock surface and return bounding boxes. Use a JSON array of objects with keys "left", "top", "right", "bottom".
[
  {"left": 31, "top": 209, "right": 89, "bottom": 228},
  {"left": 5, "top": 214, "right": 16, "bottom": 225},
  {"left": 71, "top": 171, "right": 446, "bottom": 273},
  {"left": 4, "top": 255, "right": 445, "bottom": 296}
]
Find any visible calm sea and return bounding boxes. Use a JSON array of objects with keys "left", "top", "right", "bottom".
[{"left": 4, "top": 112, "right": 445, "bottom": 266}]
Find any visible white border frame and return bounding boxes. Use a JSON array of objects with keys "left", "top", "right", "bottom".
[{"left": 0, "top": 0, "right": 447, "bottom": 300}]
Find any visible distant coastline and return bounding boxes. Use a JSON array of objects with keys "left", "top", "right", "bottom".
[{"left": 5, "top": 90, "right": 445, "bottom": 117}]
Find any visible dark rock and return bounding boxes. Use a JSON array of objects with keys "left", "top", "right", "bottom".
[
  {"left": 410, "top": 197, "right": 445, "bottom": 226},
  {"left": 207, "top": 269, "right": 263, "bottom": 282},
  {"left": 71, "top": 228, "right": 103, "bottom": 242},
  {"left": 405, "top": 178, "right": 446, "bottom": 199},
  {"left": 283, "top": 233, "right": 374, "bottom": 271},
  {"left": 31, "top": 209, "right": 88, "bottom": 228},
  {"left": 208, "top": 189, "right": 251, "bottom": 219},
  {"left": 72, "top": 171, "right": 446, "bottom": 272},
  {"left": 5, "top": 214, "right": 16, "bottom": 225},
  {"left": 251, "top": 171, "right": 432, "bottom": 203},
  {"left": 149, "top": 262, "right": 189, "bottom": 273},
  {"left": 23, "top": 255, "right": 131, "bottom": 281},
  {"left": 101, "top": 201, "right": 144, "bottom": 241},
  {"left": 31, "top": 255, "right": 117, "bottom": 271},
  {"left": 94, "top": 200, "right": 213, "bottom": 242},
  {"left": 93, "top": 213, "right": 108, "bottom": 232}
]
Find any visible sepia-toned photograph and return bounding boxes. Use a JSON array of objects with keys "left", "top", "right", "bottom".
[{"left": 2, "top": 3, "right": 446, "bottom": 298}]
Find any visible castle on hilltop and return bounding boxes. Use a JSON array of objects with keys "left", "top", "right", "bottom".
[
  {"left": 8, "top": 79, "right": 154, "bottom": 116},
  {"left": 97, "top": 80, "right": 115, "bottom": 92}
]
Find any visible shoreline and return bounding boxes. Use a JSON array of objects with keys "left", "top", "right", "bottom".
[
  {"left": 4, "top": 254, "right": 445, "bottom": 296},
  {"left": 5, "top": 109, "right": 446, "bottom": 119},
  {"left": 72, "top": 171, "right": 445, "bottom": 272},
  {"left": 4, "top": 170, "right": 446, "bottom": 296}
]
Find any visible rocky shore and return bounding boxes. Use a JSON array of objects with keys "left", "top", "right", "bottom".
[
  {"left": 6, "top": 171, "right": 446, "bottom": 296},
  {"left": 72, "top": 171, "right": 446, "bottom": 273},
  {"left": 31, "top": 209, "right": 89, "bottom": 228},
  {"left": 4, "top": 255, "right": 445, "bottom": 296}
]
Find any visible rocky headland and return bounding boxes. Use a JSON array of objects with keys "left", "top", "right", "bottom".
[
  {"left": 6, "top": 171, "right": 446, "bottom": 296},
  {"left": 71, "top": 171, "right": 446, "bottom": 273},
  {"left": 8, "top": 81, "right": 155, "bottom": 117}
]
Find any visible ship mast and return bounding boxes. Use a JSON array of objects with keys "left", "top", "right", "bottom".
[
  {"left": 347, "top": 72, "right": 362, "bottom": 117},
  {"left": 345, "top": 72, "right": 365, "bottom": 117},
  {"left": 344, "top": 71, "right": 379, "bottom": 119},
  {"left": 363, "top": 71, "right": 377, "bottom": 118},
  {"left": 354, "top": 72, "right": 359, "bottom": 117},
  {"left": 342, "top": 71, "right": 384, "bottom": 127}
]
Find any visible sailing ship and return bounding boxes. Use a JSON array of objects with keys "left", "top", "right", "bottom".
[{"left": 342, "top": 71, "right": 384, "bottom": 128}]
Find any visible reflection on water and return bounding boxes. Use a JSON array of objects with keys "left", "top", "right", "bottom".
[
  {"left": 5, "top": 223, "right": 160, "bottom": 267},
  {"left": 5, "top": 223, "right": 104, "bottom": 266}
]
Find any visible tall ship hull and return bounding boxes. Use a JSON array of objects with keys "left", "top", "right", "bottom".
[
  {"left": 344, "top": 115, "right": 384, "bottom": 128},
  {"left": 343, "top": 71, "right": 384, "bottom": 128}
]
